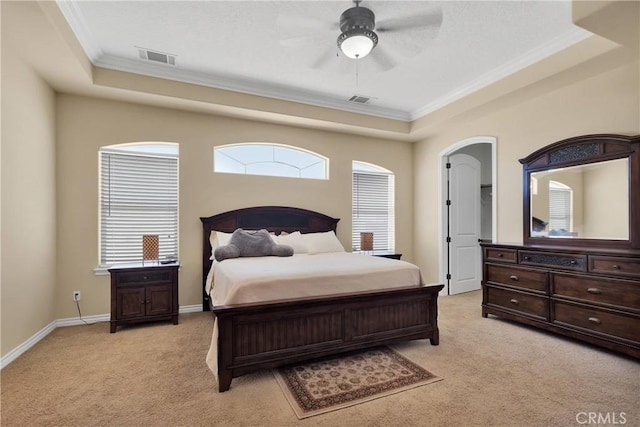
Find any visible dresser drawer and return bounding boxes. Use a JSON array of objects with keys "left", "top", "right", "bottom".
[
  {"left": 484, "top": 247, "right": 517, "bottom": 263},
  {"left": 519, "top": 251, "right": 586, "bottom": 272},
  {"left": 553, "top": 301, "right": 640, "bottom": 343},
  {"left": 589, "top": 256, "right": 640, "bottom": 278},
  {"left": 485, "top": 286, "right": 548, "bottom": 321},
  {"left": 551, "top": 273, "right": 640, "bottom": 312},
  {"left": 485, "top": 264, "right": 548, "bottom": 293},
  {"left": 117, "top": 270, "right": 173, "bottom": 285}
]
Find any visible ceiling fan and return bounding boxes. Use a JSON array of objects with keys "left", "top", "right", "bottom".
[{"left": 278, "top": 1, "right": 443, "bottom": 71}]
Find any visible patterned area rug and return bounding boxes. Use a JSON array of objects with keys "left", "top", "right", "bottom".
[{"left": 273, "top": 346, "right": 442, "bottom": 419}]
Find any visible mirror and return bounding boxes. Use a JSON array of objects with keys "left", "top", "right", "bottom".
[
  {"left": 529, "top": 158, "right": 628, "bottom": 240},
  {"left": 521, "top": 134, "right": 639, "bottom": 249}
]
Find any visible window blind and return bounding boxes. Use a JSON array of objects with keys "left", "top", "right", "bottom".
[
  {"left": 352, "top": 172, "right": 395, "bottom": 251},
  {"left": 549, "top": 187, "right": 571, "bottom": 232},
  {"left": 100, "top": 150, "right": 178, "bottom": 266}
]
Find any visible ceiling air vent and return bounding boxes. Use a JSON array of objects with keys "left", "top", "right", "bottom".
[
  {"left": 137, "top": 48, "right": 176, "bottom": 66},
  {"left": 348, "top": 95, "right": 372, "bottom": 104}
]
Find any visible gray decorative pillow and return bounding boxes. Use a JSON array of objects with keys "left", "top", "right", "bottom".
[
  {"left": 213, "top": 244, "right": 240, "bottom": 262},
  {"left": 214, "top": 228, "right": 294, "bottom": 261}
]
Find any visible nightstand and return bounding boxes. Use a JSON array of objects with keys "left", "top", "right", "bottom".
[
  {"left": 355, "top": 251, "right": 402, "bottom": 260},
  {"left": 108, "top": 263, "right": 179, "bottom": 333}
]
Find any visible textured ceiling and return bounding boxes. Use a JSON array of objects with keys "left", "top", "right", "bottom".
[{"left": 58, "top": 1, "right": 591, "bottom": 121}]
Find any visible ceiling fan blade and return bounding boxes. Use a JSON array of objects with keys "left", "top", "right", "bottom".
[
  {"left": 311, "top": 46, "right": 340, "bottom": 69},
  {"left": 368, "top": 46, "right": 396, "bottom": 72},
  {"left": 276, "top": 12, "right": 338, "bottom": 33},
  {"left": 280, "top": 34, "right": 324, "bottom": 48},
  {"left": 376, "top": 10, "right": 443, "bottom": 33}
]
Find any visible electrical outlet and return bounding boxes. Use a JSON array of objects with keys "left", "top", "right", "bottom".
[{"left": 73, "top": 291, "right": 81, "bottom": 301}]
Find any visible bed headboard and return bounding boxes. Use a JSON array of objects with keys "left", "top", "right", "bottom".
[{"left": 200, "top": 206, "right": 340, "bottom": 311}]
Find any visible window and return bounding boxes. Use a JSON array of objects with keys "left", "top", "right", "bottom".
[
  {"left": 214, "top": 143, "right": 328, "bottom": 179},
  {"left": 548, "top": 180, "right": 572, "bottom": 233},
  {"left": 352, "top": 161, "right": 395, "bottom": 251},
  {"left": 99, "top": 143, "right": 178, "bottom": 267}
]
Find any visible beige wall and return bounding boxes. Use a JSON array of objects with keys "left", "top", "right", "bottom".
[
  {"left": 583, "top": 160, "right": 629, "bottom": 239},
  {"left": 414, "top": 60, "right": 640, "bottom": 283},
  {"left": 55, "top": 95, "right": 414, "bottom": 319},
  {"left": 1, "top": 37, "right": 57, "bottom": 356}
]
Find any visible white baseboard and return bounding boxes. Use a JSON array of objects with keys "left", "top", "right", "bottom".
[
  {"left": 179, "top": 304, "right": 203, "bottom": 314},
  {"left": 0, "top": 320, "right": 57, "bottom": 369},
  {"left": 1, "top": 304, "right": 204, "bottom": 369}
]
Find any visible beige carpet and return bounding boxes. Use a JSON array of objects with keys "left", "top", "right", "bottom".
[
  {"left": 1, "top": 290, "right": 639, "bottom": 427},
  {"left": 273, "top": 346, "right": 442, "bottom": 418}
]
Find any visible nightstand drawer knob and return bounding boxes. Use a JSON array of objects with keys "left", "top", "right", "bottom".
[
  {"left": 587, "top": 288, "right": 602, "bottom": 294},
  {"left": 497, "top": 253, "right": 503, "bottom": 257},
  {"left": 523, "top": 256, "right": 531, "bottom": 261},
  {"left": 510, "top": 299, "right": 519, "bottom": 305},
  {"left": 570, "top": 260, "right": 577, "bottom": 265},
  {"left": 612, "top": 264, "right": 620, "bottom": 270},
  {"left": 588, "top": 317, "right": 601, "bottom": 324},
  {"left": 509, "top": 275, "right": 519, "bottom": 281}
]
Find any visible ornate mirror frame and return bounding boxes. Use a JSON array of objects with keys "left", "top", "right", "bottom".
[{"left": 520, "top": 134, "right": 640, "bottom": 249}]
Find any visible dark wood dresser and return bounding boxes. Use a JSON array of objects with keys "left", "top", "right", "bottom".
[
  {"left": 481, "top": 243, "right": 640, "bottom": 358},
  {"left": 109, "top": 263, "right": 180, "bottom": 333}
]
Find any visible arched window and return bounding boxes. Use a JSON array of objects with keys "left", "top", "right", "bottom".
[
  {"left": 99, "top": 142, "right": 179, "bottom": 267},
  {"left": 352, "top": 161, "right": 395, "bottom": 252},
  {"left": 214, "top": 143, "right": 328, "bottom": 179}
]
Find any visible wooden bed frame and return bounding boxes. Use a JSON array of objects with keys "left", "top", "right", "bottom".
[{"left": 201, "top": 206, "right": 444, "bottom": 392}]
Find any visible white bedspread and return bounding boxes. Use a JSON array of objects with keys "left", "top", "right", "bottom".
[
  {"left": 207, "top": 252, "right": 422, "bottom": 306},
  {"left": 205, "top": 252, "right": 423, "bottom": 378}
]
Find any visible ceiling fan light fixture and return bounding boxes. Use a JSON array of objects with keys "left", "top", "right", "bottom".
[{"left": 337, "top": 28, "right": 378, "bottom": 59}]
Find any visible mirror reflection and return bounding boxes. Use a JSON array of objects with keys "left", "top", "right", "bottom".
[{"left": 530, "top": 158, "right": 629, "bottom": 240}]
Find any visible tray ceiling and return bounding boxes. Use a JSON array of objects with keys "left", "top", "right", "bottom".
[{"left": 57, "top": 1, "right": 591, "bottom": 121}]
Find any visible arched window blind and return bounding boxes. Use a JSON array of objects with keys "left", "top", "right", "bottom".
[
  {"left": 99, "top": 143, "right": 178, "bottom": 266},
  {"left": 352, "top": 161, "right": 395, "bottom": 252}
]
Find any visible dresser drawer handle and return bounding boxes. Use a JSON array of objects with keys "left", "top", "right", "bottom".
[
  {"left": 523, "top": 256, "right": 531, "bottom": 261},
  {"left": 612, "top": 264, "right": 620, "bottom": 270},
  {"left": 509, "top": 275, "right": 519, "bottom": 281},
  {"left": 586, "top": 288, "right": 602, "bottom": 294},
  {"left": 570, "top": 260, "right": 577, "bottom": 265},
  {"left": 510, "top": 299, "right": 519, "bottom": 305},
  {"left": 143, "top": 276, "right": 148, "bottom": 280},
  {"left": 497, "top": 253, "right": 503, "bottom": 257},
  {"left": 588, "top": 317, "right": 601, "bottom": 324}
]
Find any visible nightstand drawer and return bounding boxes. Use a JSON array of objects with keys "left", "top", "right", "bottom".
[
  {"left": 485, "top": 286, "right": 548, "bottom": 321},
  {"left": 553, "top": 301, "right": 640, "bottom": 343},
  {"left": 486, "top": 264, "right": 548, "bottom": 293},
  {"left": 552, "top": 273, "right": 640, "bottom": 312},
  {"left": 117, "top": 270, "right": 173, "bottom": 285},
  {"left": 589, "top": 256, "right": 640, "bottom": 278}
]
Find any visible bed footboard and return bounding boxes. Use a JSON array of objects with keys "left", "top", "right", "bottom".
[{"left": 212, "top": 284, "right": 444, "bottom": 392}]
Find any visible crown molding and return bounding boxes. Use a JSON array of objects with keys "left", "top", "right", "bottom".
[
  {"left": 93, "top": 54, "right": 412, "bottom": 121},
  {"left": 409, "top": 27, "right": 592, "bottom": 120},
  {"left": 55, "top": 0, "right": 103, "bottom": 61}
]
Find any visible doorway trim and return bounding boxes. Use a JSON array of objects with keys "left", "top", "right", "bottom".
[{"left": 438, "top": 136, "right": 497, "bottom": 295}]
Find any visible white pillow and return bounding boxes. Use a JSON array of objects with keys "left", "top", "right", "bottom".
[
  {"left": 300, "top": 231, "right": 345, "bottom": 254},
  {"left": 209, "top": 230, "right": 233, "bottom": 260},
  {"left": 276, "top": 231, "right": 309, "bottom": 254}
]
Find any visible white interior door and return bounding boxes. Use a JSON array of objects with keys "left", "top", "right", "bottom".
[{"left": 448, "top": 153, "right": 482, "bottom": 295}]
